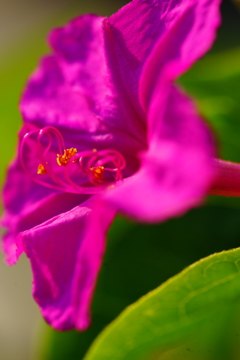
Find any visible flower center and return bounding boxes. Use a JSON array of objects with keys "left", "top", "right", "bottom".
[{"left": 20, "top": 126, "right": 126, "bottom": 194}]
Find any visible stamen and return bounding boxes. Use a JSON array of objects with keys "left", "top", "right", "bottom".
[
  {"left": 79, "top": 148, "right": 126, "bottom": 186},
  {"left": 20, "top": 126, "right": 126, "bottom": 195},
  {"left": 37, "top": 164, "right": 47, "bottom": 175},
  {"left": 57, "top": 148, "right": 77, "bottom": 166},
  {"left": 90, "top": 166, "right": 104, "bottom": 181}
]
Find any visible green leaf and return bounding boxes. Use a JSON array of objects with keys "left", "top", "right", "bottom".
[
  {"left": 42, "top": 205, "right": 240, "bottom": 360},
  {"left": 30, "top": 3, "right": 240, "bottom": 359},
  {"left": 84, "top": 247, "right": 240, "bottom": 360}
]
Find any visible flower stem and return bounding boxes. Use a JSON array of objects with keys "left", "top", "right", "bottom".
[{"left": 210, "top": 159, "right": 240, "bottom": 197}]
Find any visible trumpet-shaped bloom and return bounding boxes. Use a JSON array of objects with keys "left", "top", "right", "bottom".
[{"left": 1, "top": 0, "right": 221, "bottom": 330}]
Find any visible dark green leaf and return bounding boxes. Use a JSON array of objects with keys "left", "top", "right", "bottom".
[{"left": 84, "top": 247, "right": 240, "bottom": 360}]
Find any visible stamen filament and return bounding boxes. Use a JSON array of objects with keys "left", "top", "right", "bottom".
[{"left": 20, "top": 126, "right": 126, "bottom": 194}]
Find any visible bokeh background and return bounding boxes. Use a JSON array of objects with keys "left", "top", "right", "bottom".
[{"left": 1, "top": 1, "right": 240, "bottom": 359}]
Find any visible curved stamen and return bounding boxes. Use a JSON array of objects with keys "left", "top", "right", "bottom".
[
  {"left": 20, "top": 126, "right": 126, "bottom": 194},
  {"left": 20, "top": 130, "right": 65, "bottom": 192},
  {"left": 37, "top": 128, "right": 68, "bottom": 188},
  {"left": 79, "top": 149, "right": 126, "bottom": 186}
]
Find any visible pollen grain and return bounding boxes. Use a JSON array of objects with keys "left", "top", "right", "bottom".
[
  {"left": 90, "top": 166, "right": 104, "bottom": 181},
  {"left": 37, "top": 164, "right": 47, "bottom": 175}
]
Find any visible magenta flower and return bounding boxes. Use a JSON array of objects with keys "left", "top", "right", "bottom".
[{"left": 1, "top": 0, "right": 221, "bottom": 331}]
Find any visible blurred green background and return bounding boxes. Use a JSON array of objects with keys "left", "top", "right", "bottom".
[{"left": 2, "top": 0, "right": 240, "bottom": 359}]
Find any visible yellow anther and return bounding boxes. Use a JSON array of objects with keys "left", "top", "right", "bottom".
[
  {"left": 107, "top": 185, "right": 115, "bottom": 190},
  {"left": 37, "top": 164, "right": 47, "bottom": 175},
  {"left": 90, "top": 166, "right": 104, "bottom": 181},
  {"left": 57, "top": 148, "right": 77, "bottom": 166},
  {"left": 92, "top": 149, "right": 97, "bottom": 153}
]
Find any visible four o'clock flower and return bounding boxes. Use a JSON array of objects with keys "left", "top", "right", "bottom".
[{"left": 1, "top": 0, "right": 222, "bottom": 331}]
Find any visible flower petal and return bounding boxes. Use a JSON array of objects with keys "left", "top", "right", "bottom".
[
  {"left": 17, "top": 197, "right": 116, "bottom": 331},
  {"left": 2, "top": 155, "right": 51, "bottom": 265},
  {"left": 1, "top": 129, "right": 87, "bottom": 265},
  {"left": 20, "top": 14, "right": 146, "bottom": 155},
  {"left": 105, "top": 82, "right": 216, "bottom": 222},
  {"left": 106, "top": 0, "right": 172, "bottom": 109},
  {"left": 139, "top": 0, "right": 221, "bottom": 109}
]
